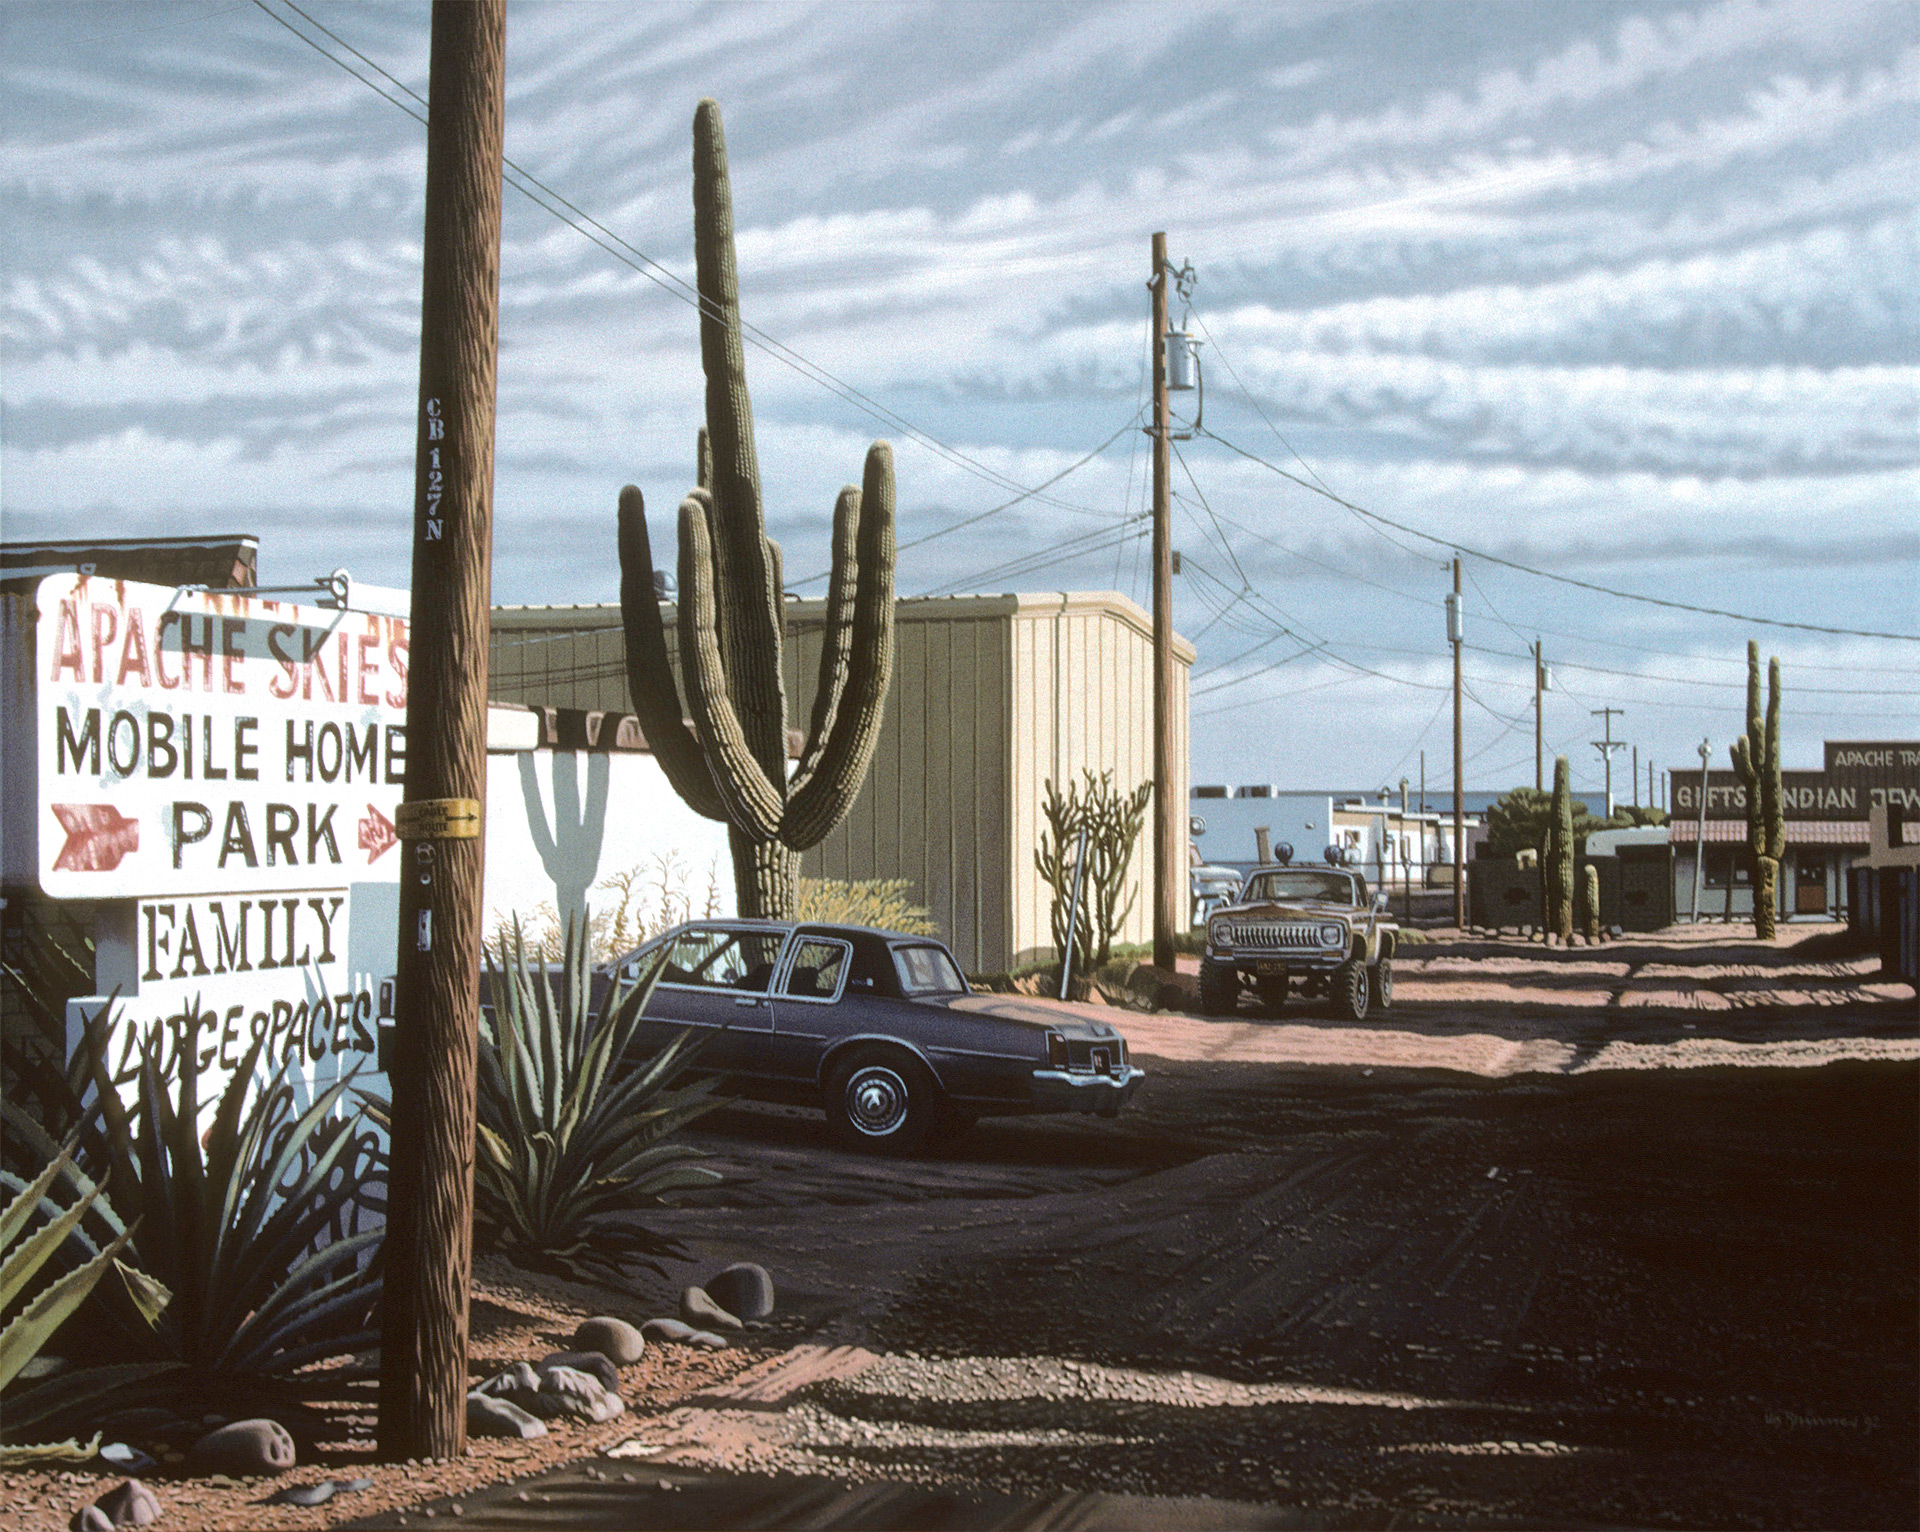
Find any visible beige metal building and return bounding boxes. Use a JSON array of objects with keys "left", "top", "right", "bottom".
[{"left": 488, "top": 591, "right": 1193, "bottom": 973}]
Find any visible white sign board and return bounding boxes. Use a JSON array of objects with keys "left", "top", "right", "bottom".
[
  {"left": 74, "top": 887, "right": 382, "bottom": 1090},
  {"left": 33, "top": 574, "right": 408, "bottom": 899}
]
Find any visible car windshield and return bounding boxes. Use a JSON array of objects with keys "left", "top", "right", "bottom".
[
  {"left": 1243, "top": 869, "right": 1358, "bottom": 905},
  {"left": 892, "top": 943, "right": 968, "bottom": 996}
]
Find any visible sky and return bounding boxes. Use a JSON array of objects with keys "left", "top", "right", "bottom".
[{"left": 4, "top": 0, "right": 1916, "bottom": 805}]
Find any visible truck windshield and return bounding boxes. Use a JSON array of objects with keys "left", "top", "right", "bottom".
[
  {"left": 892, "top": 944, "right": 968, "bottom": 996},
  {"left": 1244, "top": 870, "right": 1357, "bottom": 904}
]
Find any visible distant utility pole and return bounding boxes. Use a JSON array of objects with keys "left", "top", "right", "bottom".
[
  {"left": 1632, "top": 745, "right": 1639, "bottom": 808},
  {"left": 1690, "top": 737, "right": 1711, "bottom": 922},
  {"left": 379, "top": 0, "right": 505, "bottom": 1465},
  {"left": 1590, "top": 707, "right": 1626, "bottom": 817},
  {"left": 1149, "top": 232, "right": 1178, "bottom": 972},
  {"left": 1533, "top": 639, "right": 1546, "bottom": 792},
  {"left": 1449, "top": 557, "right": 1464, "bottom": 927}
]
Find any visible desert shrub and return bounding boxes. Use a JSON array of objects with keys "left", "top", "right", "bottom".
[{"left": 794, "top": 878, "right": 938, "bottom": 934}]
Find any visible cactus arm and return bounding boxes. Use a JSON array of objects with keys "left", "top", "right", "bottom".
[
  {"left": 616, "top": 486, "right": 729, "bottom": 822},
  {"left": 792, "top": 484, "right": 862, "bottom": 790},
  {"left": 676, "top": 492, "right": 784, "bottom": 839},
  {"left": 691, "top": 97, "right": 789, "bottom": 789},
  {"left": 782, "top": 442, "right": 897, "bottom": 850},
  {"left": 696, "top": 426, "right": 712, "bottom": 493},
  {"left": 1763, "top": 657, "right": 1784, "bottom": 860}
]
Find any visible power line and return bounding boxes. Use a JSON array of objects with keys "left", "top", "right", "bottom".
[
  {"left": 1200, "top": 427, "right": 1920, "bottom": 642},
  {"left": 250, "top": 0, "right": 1120, "bottom": 533}
]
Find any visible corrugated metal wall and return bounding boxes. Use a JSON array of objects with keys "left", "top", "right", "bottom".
[
  {"left": 1006, "top": 594, "right": 1192, "bottom": 968},
  {"left": 487, "top": 591, "right": 1191, "bottom": 974}
]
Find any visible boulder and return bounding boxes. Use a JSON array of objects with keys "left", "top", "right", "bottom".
[
  {"left": 185, "top": 1417, "right": 295, "bottom": 1477},
  {"left": 572, "top": 1315, "right": 645, "bottom": 1364},
  {"left": 466, "top": 1392, "right": 546, "bottom": 1440},
  {"left": 531, "top": 1364, "right": 625, "bottom": 1423},
  {"left": 538, "top": 1350, "right": 621, "bottom": 1391},
  {"left": 473, "top": 1361, "right": 542, "bottom": 1400},
  {"left": 265, "top": 1481, "right": 338, "bottom": 1508},
  {"left": 69, "top": 1508, "right": 112, "bottom": 1532},
  {"left": 639, "top": 1317, "right": 698, "bottom": 1345},
  {"left": 679, "top": 1285, "right": 743, "bottom": 1332},
  {"left": 685, "top": 1330, "right": 730, "bottom": 1350},
  {"left": 705, "top": 1262, "right": 775, "bottom": 1320},
  {"left": 95, "top": 1443, "right": 158, "bottom": 1478},
  {"left": 90, "top": 1481, "right": 161, "bottom": 1528}
]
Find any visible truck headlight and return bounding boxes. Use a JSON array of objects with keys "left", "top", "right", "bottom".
[
  {"left": 1209, "top": 919, "right": 1231, "bottom": 948},
  {"left": 1320, "top": 924, "right": 1344, "bottom": 945},
  {"left": 1045, "top": 1030, "right": 1070, "bottom": 1069}
]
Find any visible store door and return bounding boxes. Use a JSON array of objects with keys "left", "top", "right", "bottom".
[{"left": 1795, "top": 856, "right": 1828, "bottom": 915}]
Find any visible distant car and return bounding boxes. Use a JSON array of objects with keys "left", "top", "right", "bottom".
[
  {"left": 1190, "top": 861, "right": 1244, "bottom": 924},
  {"left": 599, "top": 920, "right": 1143, "bottom": 1153},
  {"left": 1199, "top": 863, "right": 1398, "bottom": 1021}
]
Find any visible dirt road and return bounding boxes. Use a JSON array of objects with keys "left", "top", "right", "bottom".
[{"left": 350, "top": 930, "right": 1917, "bottom": 1529}]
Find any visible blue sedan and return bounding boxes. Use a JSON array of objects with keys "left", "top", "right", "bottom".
[{"left": 601, "top": 920, "right": 1143, "bottom": 1153}]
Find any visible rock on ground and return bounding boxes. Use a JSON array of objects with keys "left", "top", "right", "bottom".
[
  {"left": 185, "top": 1418, "right": 295, "bottom": 1477},
  {"left": 467, "top": 1391, "right": 547, "bottom": 1439},
  {"left": 573, "top": 1315, "right": 645, "bottom": 1363},
  {"left": 706, "top": 1262, "right": 776, "bottom": 1320},
  {"left": 680, "top": 1285, "right": 744, "bottom": 1331}
]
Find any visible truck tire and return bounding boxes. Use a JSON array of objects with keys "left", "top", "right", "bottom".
[
  {"left": 1199, "top": 962, "right": 1238, "bottom": 1016},
  {"left": 1255, "top": 973, "right": 1289, "bottom": 1015},
  {"left": 1369, "top": 954, "right": 1394, "bottom": 1011},
  {"left": 1331, "top": 959, "right": 1370, "bottom": 1023}
]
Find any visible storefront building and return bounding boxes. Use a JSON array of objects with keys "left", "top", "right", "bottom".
[{"left": 1667, "top": 741, "right": 1920, "bottom": 920}]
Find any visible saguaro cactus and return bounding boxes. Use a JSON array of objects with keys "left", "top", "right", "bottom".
[
  {"left": 1582, "top": 862, "right": 1601, "bottom": 943},
  {"left": 617, "top": 99, "right": 896, "bottom": 917},
  {"left": 1546, "top": 755, "right": 1574, "bottom": 941},
  {"left": 1729, "top": 641, "right": 1783, "bottom": 938}
]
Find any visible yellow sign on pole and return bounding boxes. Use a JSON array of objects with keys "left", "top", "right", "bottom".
[{"left": 395, "top": 797, "right": 481, "bottom": 840}]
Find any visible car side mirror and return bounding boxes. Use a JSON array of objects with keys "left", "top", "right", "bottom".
[{"left": 1374, "top": 892, "right": 1388, "bottom": 911}]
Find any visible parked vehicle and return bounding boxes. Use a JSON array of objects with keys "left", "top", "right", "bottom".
[
  {"left": 597, "top": 921, "right": 1143, "bottom": 1153},
  {"left": 1199, "top": 862, "right": 1398, "bottom": 1021}
]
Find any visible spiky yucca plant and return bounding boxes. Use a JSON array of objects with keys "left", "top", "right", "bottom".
[
  {"left": 0, "top": 1146, "right": 172, "bottom": 1454},
  {"left": 40, "top": 1003, "right": 386, "bottom": 1381},
  {"left": 473, "top": 920, "right": 724, "bottom": 1284}
]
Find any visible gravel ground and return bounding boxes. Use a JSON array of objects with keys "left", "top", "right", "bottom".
[
  {"left": 0, "top": 1257, "right": 776, "bottom": 1532},
  {"left": 6, "top": 924, "right": 1912, "bottom": 1530}
]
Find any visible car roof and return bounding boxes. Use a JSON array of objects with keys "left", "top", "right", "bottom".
[{"left": 634, "top": 918, "right": 951, "bottom": 947}]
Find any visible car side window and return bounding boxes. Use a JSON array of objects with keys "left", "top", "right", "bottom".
[
  {"left": 780, "top": 938, "right": 850, "bottom": 1001},
  {"left": 660, "top": 929, "right": 783, "bottom": 993}
]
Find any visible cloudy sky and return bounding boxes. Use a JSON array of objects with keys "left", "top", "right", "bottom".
[{"left": 5, "top": 0, "right": 1916, "bottom": 802}]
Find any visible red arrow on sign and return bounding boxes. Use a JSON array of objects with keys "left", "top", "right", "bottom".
[
  {"left": 50, "top": 804, "right": 140, "bottom": 872},
  {"left": 359, "top": 804, "right": 398, "bottom": 863}
]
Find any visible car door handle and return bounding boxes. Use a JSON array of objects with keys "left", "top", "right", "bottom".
[{"left": 734, "top": 996, "right": 764, "bottom": 1007}]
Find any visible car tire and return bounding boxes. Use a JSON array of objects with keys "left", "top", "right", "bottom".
[
  {"left": 1331, "top": 958, "right": 1370, "bottom": 1023},
  {"left": 1369, "top": 954, "right": 1393, "bottom": 1011},
  {"left": 1198, "top": 962, "right": 1238, "bottom": 1016},
  {"left": 825, "top": 1046, "right": 938, "bottom": 1155},
  {"left": 1255, "top": 973, "right": 1289, "bottom": 1015}
]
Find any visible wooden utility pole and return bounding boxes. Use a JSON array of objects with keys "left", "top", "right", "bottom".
[
  {"left": 378, "top": 0, "right": 505, "bottom": 1464},
  {"left": 1451, "top": 557, "right": 1465, "bottom": 928},
  {"left": 1533, "top": 639, "right": 1545, "bottom": 792},
  {"left": 1150, "top": 232, "right": 1177, "bottom": 972}
]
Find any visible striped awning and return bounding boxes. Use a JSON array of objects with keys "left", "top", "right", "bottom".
[{"left": 1670, "top": 820, "right": 1869, "bottom": 845}]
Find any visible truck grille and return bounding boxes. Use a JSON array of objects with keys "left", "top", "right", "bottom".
[{"left": 1232, "top": 922, "right": 1322, "bottom": 950}]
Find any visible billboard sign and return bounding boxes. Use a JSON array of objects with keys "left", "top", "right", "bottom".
[{"left": 30, "top": 574, "right": 409, "bottom": 899}]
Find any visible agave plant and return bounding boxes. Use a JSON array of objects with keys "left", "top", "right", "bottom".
[
  {"left": 0, "top": 1145, "right": 172, "bottom": 1454},
  {"left": 472, "top": 919, "right": 724, "bottom": 1283},
  {"left": 14, "top": 999, "right": 386, "bottom": 1385}
]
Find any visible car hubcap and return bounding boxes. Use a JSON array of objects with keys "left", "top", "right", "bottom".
[{"left": 846, "top": 1066, "right": 911, "bottom": 1136}]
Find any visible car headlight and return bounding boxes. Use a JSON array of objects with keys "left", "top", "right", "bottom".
[
  {"left": 1319, "top": 924, "right": 1345, "bottom": 946},
  {"left": 1045, "top": 1030, "right": 1070, "bottom": 1069},
  {"left": 1208, "top": 919, "right": 1232, "bottom": 947}
]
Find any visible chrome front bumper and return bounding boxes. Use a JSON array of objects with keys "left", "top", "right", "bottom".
[{"left": 1030, "top": 1065, "right": 1144, "bottom": 1113}]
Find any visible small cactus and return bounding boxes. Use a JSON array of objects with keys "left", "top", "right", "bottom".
[
  {"left": 618, "top": 100, "right": 896, "bottom": 918},
  {"left": 1545, "top": 755, "right": 1574, "bottom": 941},
  {"left": 1729, "top": 642, "right": 1783, "bottom": 939},
  {"left": 1582, "top": 862, "right": 1601, "bottom": 943}
]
